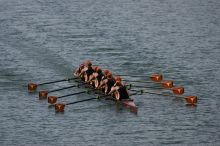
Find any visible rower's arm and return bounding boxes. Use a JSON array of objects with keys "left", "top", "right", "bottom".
[
  {"left": 98, "top": 79, "right": 106, "bottom": 89},
  {"left": 78, "top": 67, "right": 87, "bottom": 76},
  {"left": 74, "top": 68, "right": 78, "bottom": 74},
  {"left": 87, "top": 74, "right": 95, "bottom": 82},
  {"left": 108, "top": 86, "right": 118, "bottom": 95},
  {"left": 98, "top": 81, "right": 103, "bottom": 89}
]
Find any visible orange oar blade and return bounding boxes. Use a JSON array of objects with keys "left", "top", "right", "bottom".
[
  {"left": 150, "top": 73, "right": 163, "bottom": 82},
  {"left": 48, "top": 96, "right": 58, "bottom": 104},
  {"left": 172, "top": 87, "right": 184, "bottom": 95},
  {"left": 162, "top": 80, "right": 173, "bottom": 88},
  {"left": 39, "top": 91, "right": 48, "bottom": 99},
  {"left": 55, "top": 103, "right": 65, "bottom": 112},
  {"left": 28, "top": 83, "right": 38, "bottom": 92},
  {"left": 185, "top": 96, "right": 197, "bottom": 106}
]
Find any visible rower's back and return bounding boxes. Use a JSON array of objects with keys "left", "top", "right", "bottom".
[{"left": 117, "top": 86, "right": 129, "bottom": 100}]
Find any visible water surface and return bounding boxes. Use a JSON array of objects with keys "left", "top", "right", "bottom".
[{"left": 0, "top": 0, "right": 220, "bottom": 145}]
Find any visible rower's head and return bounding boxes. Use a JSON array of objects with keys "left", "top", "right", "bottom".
[
  {"left": 84, "top": 60, "right": 92, "bottom": 67},
  {"left": 79, "top": 64, "right": 84, "bottom": 69},
  {"left": 104, "top": 70, "right": 111, "bottom": 76},
  {"left": 82, "top": 60, "right": 87, "bottom": 65},
  {"left": 93, "top": 66, "right": 102, "bottom": 73},
  {"left": 87, "top": 62, "right": 92, "bottom": 67},
  {"left": 93, "top": 66, "right": 98, "bottom": 71},
  {"left": 97, "top": 68, "right": 102, "bottom": 74},
  {"left": 115, "top": 81, "right": 123, "bottom": 86},
  {"left": 107, "top": 73, "right": 113, "bottom": 79},
  {"left": 114, "top": 76, "right": 122, "bottom": 82}
]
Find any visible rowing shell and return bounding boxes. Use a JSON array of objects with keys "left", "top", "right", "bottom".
[{"left": 73, "top": 73, "right": 138, "bottom": 114}]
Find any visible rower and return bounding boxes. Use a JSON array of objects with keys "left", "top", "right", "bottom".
[
  {"left": 87, "top": 67, "right": 104, "bottom": 88},
  {"left": 97, "top": 70, "right": 108, "bottom": 91},
  {"left": 74, "top": 63, "right": 85, "bottom": 77},
  {"left": 78, "top": 60, "right": 94, "bottom": 82},
  {"left": 86, "top": 65, "right": 98, "bottom": 86},
  {"left": 100, "top": 70, "right": 110, "bottom": 85},
  {"left": 98, "top": 72, "right": 115, "bottom": 95},
  {"left": 108, "top": 79, "right": 130, "bottom": 100}
]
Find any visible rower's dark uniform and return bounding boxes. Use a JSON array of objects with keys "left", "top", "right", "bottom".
[
  {"left": 86, "top": 66, "right": 94, "bottom": 76},
  {"left": 95, "top": 71, "right": 104, "bottom": 88},
  {"left": 105, "top": 78, "right": 115, "bottom": 94},
  {"left": 117, "top": 86, "right": 129, "bottom": 100},
  {"left": 96, "top": 70, "right": 103, "bottom": 83},
  {"left": 84, "top": 66, "right": 94, "bottom": 82}
]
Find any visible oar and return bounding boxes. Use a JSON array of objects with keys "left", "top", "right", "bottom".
[
  {"left": 118, "top": 73, "right": 163, "bottom": 82},
  {"left": 38, "top": 84, "right": 83, "bottom": 99},
  {"left": 121, "top": 73, "right": 174, "bottom": 89},
  {"left": 116, "top": 73, "right": 163, "bottom": 81},
  {"left": 128, "top": 84, "right": 184, "bottom": 95},
  {"left": 131, "top": 89, "right": 197, "bottom": 106},
  {"left": 117, "top": 75, "right": 151, "bottom": 77},
  {"left": 125, "top": 80, "right": 174, "bottom": 89},
  {"left": 27, "top": 77, "right": 78, "bottom": 92},
  {"left": 53, "top": 85, "right": 143, "bottom": 113},
  {"left": 54, "top": 96, "right": 102, "bottom": 112},
  {"left": 54, "top": 92, "right": 139, "bottom": 112},
  {"left": 48, "top": 89, "right": 95, "bottom": 104},
  {"left": 123, "top": 79, "right": 157, "bottom": 84}
]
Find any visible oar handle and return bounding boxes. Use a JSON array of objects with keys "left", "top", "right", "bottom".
[{"left": 66, "top": 97, "right": 96, "bottom": 105}]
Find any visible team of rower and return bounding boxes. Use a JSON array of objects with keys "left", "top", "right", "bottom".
[{"left": 74, "top": 60, "right": 130, "bottom": 100}]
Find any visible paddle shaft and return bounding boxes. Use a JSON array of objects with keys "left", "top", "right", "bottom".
[
  {"left": 64, "top": 88, "right": 124, "bottom": 106},
  {"left": 48, "top": 84, "right": 83, "bottom": 93},
  {"left": 123, "top": 79, "right": 161, "bottom": 84},
  {"left": 38, "top": 77, "right": 77, "bottom": 86},
  {"left": 58, "top": 91, "right": 86, "bottom": 99},
  {"left": 126, "top": 84, "right": 163, "bottom": 89},
  {"left": 66, "top": 97, "right": 97, "bottom": 105},
  {"left": 116, "top": 74, "right": 149, "bottom": 77},
  {"left": 130, "top": 89, "right": 183, "bottom": 98}
]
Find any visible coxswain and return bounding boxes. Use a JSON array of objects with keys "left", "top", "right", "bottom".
[{"left": 108, "top": 79, "right": 130, "bottom": 100}]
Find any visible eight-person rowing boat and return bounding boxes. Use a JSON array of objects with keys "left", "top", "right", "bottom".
[
  {"left": 27, "top": 60, "right": 198, "bottom": 114},
  {"left": 74, "top": 60, "right": 138, "bottom": 113}
]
